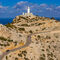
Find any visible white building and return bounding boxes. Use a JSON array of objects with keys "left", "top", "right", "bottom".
[{"left": 22, "top": 6, "right": 34, "bottom": 17}]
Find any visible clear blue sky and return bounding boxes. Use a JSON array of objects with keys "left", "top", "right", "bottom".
[{"left": 0, "top": 0, "right": 60, "bottom": 18}]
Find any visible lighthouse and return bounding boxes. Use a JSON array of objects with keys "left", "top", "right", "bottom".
[
  {"left": 27, "top": 6, "right": 30, "bottom": 14},
  {"left": 22, "top": 6, "right": 34, "bottom": 17}
]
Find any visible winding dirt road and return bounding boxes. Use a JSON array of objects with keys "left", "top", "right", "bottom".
[
  {"left": 0, "top": 33, "right": 32, "bottom": 60},
  {"left": 0, "top": 30, "right": 60, "bottom": 60}
]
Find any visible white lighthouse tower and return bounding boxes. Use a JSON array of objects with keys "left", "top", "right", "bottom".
[
  {"left": 22, "top": 6, "right": 34, "bottom": 18},
  {"left": 27, "top": 6, "right": 30, "bottom": 14}
]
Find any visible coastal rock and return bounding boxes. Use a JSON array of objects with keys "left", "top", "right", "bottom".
[{"left": 0, "top": 15, "right": 60, "bottom": 60}]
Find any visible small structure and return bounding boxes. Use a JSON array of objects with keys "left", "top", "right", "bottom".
[
  {"left": 27, "top": 6, "right": 30, "bottom": 14},
  {"left": 22, "top": 12, "right": 24, "bottom": 15},
  {"left": 22, "top": 6, "right": 35, "bottom": 18}
]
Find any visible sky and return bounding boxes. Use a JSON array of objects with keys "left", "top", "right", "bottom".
[{"left": 0, "top": 0, "right": 60, "bottom": 18}]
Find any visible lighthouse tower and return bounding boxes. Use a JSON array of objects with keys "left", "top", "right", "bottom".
[
  {"left": 22, "top": 6, "right": 34, "bottom": 18},
  {"left": 27, "top": 6, "right": 30, "bottom": 14}
]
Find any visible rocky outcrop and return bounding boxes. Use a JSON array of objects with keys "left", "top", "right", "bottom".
[
  {"left": 0, "top": 15, "right": 60, "bottom": 60},
  {"left": 0, "top": 24, "right": 11, "bottom": 38}
]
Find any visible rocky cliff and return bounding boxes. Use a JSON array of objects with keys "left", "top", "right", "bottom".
[{"left": 0, "top": 15, "right": 60, "bottom": 60}]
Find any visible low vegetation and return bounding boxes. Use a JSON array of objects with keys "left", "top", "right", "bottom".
[
  {"left": 0, "top": 37, "right": 13, "bottom": 42},
  {"left": 21, "top": 24, "right": 29, "bottom": 26},
  {"left": 5, "top": 23, "right": 16, "bottom": 28},
  {"left": 18, "top": 28, "right": 25, "bottom": 31}
]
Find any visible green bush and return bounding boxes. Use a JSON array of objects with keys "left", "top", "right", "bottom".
[
  {"left": 22, "top": 50, "right": 27, "bottom": 56},
  {"left": 0, "top": 36, "right": 13, "bottom": 42},
  {"left": 5, "top": 23, "right": 16, "bottom": 28},
  {"left": 8, "top": 39, "right": 13, "bottom": 42},
  {"left": 18, "top": 53, "right": 22, "bottom": 57},
  {"left": 43, "top": 54, "right": 45, "bottom": 57},
  {"left": 46, "top": 36, "right": 51, "bottom": 39},
  {"left": 6, "top": 56, "right": 8, "bottom": 60},
  {"left": 41, "top": 49, "right": 44, "bottom": 51},
  {"left": 19, "top": 28, "right": 25, "bottom": 31},
  {"left": 49, "top": 58, "right": 54, "bottom": 60},
  {"left": 42, "top": 28, "right": 46, "bottom": 30},
  {"left": 37, "top": 35, "right": 40, "bottom": 38},
  {"left": 38, "top": 23, "right": 42, "bottom": 25},
  {"left": 21, "top": 24, "right": 29, "bottom": 26},
  {"left": 0, "top": 44, "right": 4, "bottom": 46},
  {"left": 15, "top": 57, "right": 18, "bottom": 60},
  {"left": 24, "top": 57, "right": 29, "bottom": 60},
  {"left": 40, "top": 57, "right": 45, "bottom": 60},
  {"left": 0, "top": 37, "right": 7, "bottom": 41},
  {"left": 21, "top": 16, "right": 28, "bottom": 20},
  {"left": 47, "top": 52, "right": 53, "bottom": 57},
  {"left": 29, "top": 30, "right": 33, "bottom": 33}
]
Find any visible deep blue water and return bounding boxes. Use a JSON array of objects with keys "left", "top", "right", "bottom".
[
  {"left": 0, "top": 18, "right": 60, "bottom": 25},
  {"left": 0, "top": 18, "right": 13, "bottom": 25},
  {"left": 55, "top": 18, "right": 60, "bottom": 21}
]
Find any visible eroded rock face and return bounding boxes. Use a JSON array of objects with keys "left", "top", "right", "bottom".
[
  {"left": 0, "top": 24, "right": 11, "bottom": 38},
  {"left": 0, "top": 24, "right": 25, "bottom": 42}
]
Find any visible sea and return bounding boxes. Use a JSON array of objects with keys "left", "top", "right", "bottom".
[
  {"left": 0, "top": 18, "right": 60, "bottom": 25},
  {"left": 0, "top": 18, "right": 13, "bottom": 25}
]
